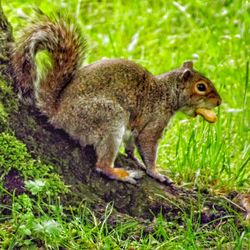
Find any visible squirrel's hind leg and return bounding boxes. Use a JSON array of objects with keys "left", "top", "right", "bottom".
[{"left": 95, "top": 123, "right": 144, "bottom": 184}]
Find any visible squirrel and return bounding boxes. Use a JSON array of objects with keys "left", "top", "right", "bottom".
[{"left": 10, "top": 14, "right": 222, "bottom": 185}]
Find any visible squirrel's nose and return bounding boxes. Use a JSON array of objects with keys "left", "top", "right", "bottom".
[
  {"left": 216, "top": 97, "right": 222, "bottom": 106},
  {"left": 210, "top": 96, "right": 222, "bottom": 107}
]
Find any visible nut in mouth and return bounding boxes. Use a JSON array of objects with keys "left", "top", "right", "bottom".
[{"left": 195, "top": 108, "right": 217, "bottom": 123}]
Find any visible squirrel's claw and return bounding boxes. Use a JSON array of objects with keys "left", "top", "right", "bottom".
[
  {"left": 123, "top": 170, "right": 145, "bottom": 184},
  {"left": 127, "top": 169, "right": 145, "bottom": 179},
  {"left": 146, "top": 169, "right": 173, "bottom": 185}
]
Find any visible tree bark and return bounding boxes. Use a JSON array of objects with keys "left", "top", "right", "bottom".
[{"left": 0, "top": 3, "right": 248, "bottom": 227}]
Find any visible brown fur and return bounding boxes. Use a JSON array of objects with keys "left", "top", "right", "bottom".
[{"left": 11, "top": 16, "right": 222, "bottom": 184}]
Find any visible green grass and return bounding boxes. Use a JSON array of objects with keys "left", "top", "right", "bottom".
[{"left": 1, "top": 0, "right": 250, "bottom": 249}]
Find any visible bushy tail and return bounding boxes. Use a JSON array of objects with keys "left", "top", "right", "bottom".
[{"left": 11, "top": 13, "right": 86, "bottom": 116}]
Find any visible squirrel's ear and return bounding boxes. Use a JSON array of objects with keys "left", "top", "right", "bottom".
[
  {"left": 182, "top": 61, "right": 193, "bottom": 69},
  {"left": 180, "top": 68, "right": 192, "bottom": 81}
]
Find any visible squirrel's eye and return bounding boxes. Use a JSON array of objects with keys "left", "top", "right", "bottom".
[{"left": 197, "top": 83, "right": 206, "bottom": 92}]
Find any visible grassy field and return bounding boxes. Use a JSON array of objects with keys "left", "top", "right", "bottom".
[{"left": 1, "top": 0, "right": 250, "bottom": 249}]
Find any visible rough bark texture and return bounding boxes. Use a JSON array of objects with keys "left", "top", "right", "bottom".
[
  {"left": 0, "top": 1, "right": 13, "bottom": 82},
  {"left": 0, "top": 3, "right": 247, "bottom": 227}
]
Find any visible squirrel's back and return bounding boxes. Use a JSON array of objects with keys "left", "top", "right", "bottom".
[
  {"left": 11, "top": 14, "right": 86, "bottom": 116},
  {"left": 63, "top": 58, "right": 151, "bottom": 96},
  {"left": 52, "top": 58, "right": 155, "bottom": 133}
]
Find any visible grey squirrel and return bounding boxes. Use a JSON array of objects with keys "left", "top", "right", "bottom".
[{"left": 11, "top": 14, "right": 222, "bottom": 184}]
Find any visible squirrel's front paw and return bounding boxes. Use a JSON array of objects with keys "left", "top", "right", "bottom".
[{"left": 146, "top": 169, "right": 173, "bottom": 185}]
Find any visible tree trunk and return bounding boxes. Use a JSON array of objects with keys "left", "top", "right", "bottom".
[{"left": 0, "top": 3, "right": 248, "bottom": 227}]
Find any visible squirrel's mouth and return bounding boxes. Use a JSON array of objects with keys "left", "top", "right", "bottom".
[{"left": 195, "top": 108, "right": 217, "bottom": 123}]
